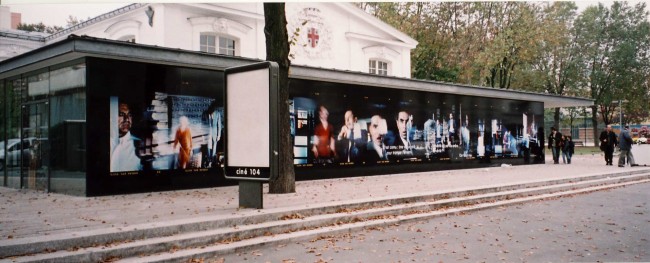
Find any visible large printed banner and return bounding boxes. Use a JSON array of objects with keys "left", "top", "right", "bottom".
[
  {"left": 109, "top": 94, "right": 224, "bottom": 174},
  {"left": 102, "top": 59, "right": 543, "bottom": 178},
  {"left": 289, "top": 79, "right": 544, "bottom": 167},
  {"left": 100, "top": 61, "right": 225, "bottom": 176}
]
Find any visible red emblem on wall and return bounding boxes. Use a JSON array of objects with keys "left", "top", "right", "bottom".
[{"left": 307, "top": 28, "right": 319, "bottom": 48}]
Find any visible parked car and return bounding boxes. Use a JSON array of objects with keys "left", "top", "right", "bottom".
[{"left": 0, "top": 138, "right": 36, "bottom": 170}]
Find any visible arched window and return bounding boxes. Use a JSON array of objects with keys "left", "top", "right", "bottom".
[
  {"left": 363, "top": 45, "right": 398, "bottom": 76},
  {"left": 199, "top": 34, "right": 235, "bottom": 56},
  {"left": 189, "top": 17, "right": 251, "bottom": 56},
  {"left": 369, "top": 59, "right": 389, "bottom": 76}
]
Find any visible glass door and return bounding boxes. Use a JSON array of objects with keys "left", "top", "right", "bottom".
[{"left": 21, "top": 101, "right": 49, "bottom": 191}]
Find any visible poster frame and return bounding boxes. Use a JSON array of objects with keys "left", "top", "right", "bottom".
[{"left": 223, "top": 61, "right": 279, "bottom": 182}]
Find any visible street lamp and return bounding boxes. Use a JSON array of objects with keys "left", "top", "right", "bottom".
[
  {"left": 583, "top": 107, "right": 587, "bottom": 146},
  {"left": 616, "top": 100, "right": 628, "bottom": 130}
]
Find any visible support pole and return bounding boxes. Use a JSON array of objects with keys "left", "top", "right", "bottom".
[{"left": 239, "top": 181, "right": 263, "bottom": 209}]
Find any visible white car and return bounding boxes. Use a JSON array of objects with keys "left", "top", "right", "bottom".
[
  {"left": 637, "top": 137, "right": 647, "bottom": 144},
  {"left": 0, "top": 138, "right": 33, "bottom": 170}
]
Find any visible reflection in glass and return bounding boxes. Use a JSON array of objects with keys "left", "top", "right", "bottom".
[
  {"left": 5, "top": 78, "right": 24, "bottom": 188},
  {"left": 49, "top": 62, "right": 87, "bottom": 195}
]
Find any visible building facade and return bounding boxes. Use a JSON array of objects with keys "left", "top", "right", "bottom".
[
  {"left": 1, "top": 3, "right": 416, "bottom": 78},
  {"left": 0, "top": 36, "right": 592, "bottom": 196}
]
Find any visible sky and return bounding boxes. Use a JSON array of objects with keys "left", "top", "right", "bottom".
[{"left": 1, "top": 1, "right": 646, "bottom": 28}]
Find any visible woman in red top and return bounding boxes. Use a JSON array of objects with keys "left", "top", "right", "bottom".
[{"left": 312, "top": 106, "right": 336, "bottom": 163}]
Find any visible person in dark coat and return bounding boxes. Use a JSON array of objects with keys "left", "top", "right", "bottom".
[
  {"left": 599, "top": 125, "right": 618, "bottom": 165},
  {"left": 563, "top": 135, "right": 575, "bottom": 164},
  {"left": 618, "top": 125, "right": 638, "bottom": 167},
  {"left": 547, "top": 127, "right": 562, "bottom": 164}
]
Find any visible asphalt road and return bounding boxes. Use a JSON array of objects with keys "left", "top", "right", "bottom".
[{"left": 216, "top": 182, "right": 650, "bottom": 263}]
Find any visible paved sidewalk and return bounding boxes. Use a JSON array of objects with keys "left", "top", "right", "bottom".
[{"left": 1, "top": 150, "right": 649, "bottom": 241}]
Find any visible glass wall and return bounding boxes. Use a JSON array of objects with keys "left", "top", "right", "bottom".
[
  {"left": 0, "top": 60, "right": 86, "bottom": 195},
  {"left": 4, "top": 77, "right": 25, "bottom": 188},
  {"left": 23, "top": 70, "right": 50, "bottom": 191},
  {"left": 0, "top": 80, "right": 4, "bottom": 186},
  {"left": 49, "top": 62, "right": 86, "bottom": 195}
]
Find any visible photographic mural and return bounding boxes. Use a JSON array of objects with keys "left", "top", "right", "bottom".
[
  {"left": 96, "top": 59, "right": 225, "bottom": 177},
  {"left": 109, "top": 94, "right": 223, "bottom": 174},
  {"left": 99, "top": 58, "right": 543, "bottom": 180},
  {"left": 289, "top": 79, "right": 545, "bottom": 168}
]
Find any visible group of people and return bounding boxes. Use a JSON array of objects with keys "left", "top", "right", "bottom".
[
  {"left": 311, "top": 106, "right": 418, "bottom": 164},
  {"left": 547, "top": 127, "right": 575, "bottom": 164},
  {"left": 423, "top": 113, "right": 469, "bottom": 157},
  {"left": 599, "top": 124, "right": 638, "bottom": 167}
]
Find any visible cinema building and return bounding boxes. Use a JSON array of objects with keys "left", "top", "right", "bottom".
[{"left": 0, "top": 3, "right": 592, "bottom": 196}]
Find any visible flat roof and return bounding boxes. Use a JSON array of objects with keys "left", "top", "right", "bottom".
[{"left": 0, "top": 35, "right": 593, "bottom": 109}]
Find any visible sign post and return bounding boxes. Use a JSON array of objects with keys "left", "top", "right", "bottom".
[{"left": 224, "top": 61, "right": 279, "bottom": 209}]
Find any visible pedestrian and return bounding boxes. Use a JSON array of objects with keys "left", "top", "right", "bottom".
[
  {"left": 599, "top": 125, "right": 617, "bottom": 166},
  {"left": 618, "top": 125, "right": 639, "bottom": 167},
  {"left": 564, "top": 135, "right": 574, "bottom": 164},
  {"left": 560, "top": 135, "right": 567, "bottom": 164},
  {"left": 548, "top": 127, "right": 562, "bottom": 164}
]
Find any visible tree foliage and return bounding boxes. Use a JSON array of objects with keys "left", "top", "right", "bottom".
[
  {"left": 16, "top": 22, "right": 63, "bottom": 34},
  {"left": 359, "top": 1, "right": 650, "bottom": 134},
  {"left": 573, "top": 2, "right": 650, "bottom": 138}
]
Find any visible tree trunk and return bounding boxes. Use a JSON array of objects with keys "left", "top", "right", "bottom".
[
  {"left": 264, "top": 3, "right": 295, "bottom": 194},
  {"left": 591, "top": 105, "right": 599, "bottom": 146},
  {"left": 553, "top": 107, "right": 560, "bottom": 131}
]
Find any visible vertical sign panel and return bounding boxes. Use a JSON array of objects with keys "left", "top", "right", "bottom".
[{"left": 224, "top": 62, "right": 278, "bottom": 180}]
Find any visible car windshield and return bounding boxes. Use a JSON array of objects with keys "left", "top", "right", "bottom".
[{"left": 0, "top": 139, "right": 21, "bottom": 150}]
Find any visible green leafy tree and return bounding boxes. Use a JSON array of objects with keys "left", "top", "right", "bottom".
[
  {"left": 16, "top": 22, "right": 63, "bottom": 34},
  {"left": 574, "top": 2, "right": 650, "bottom": 140},
  {"left": 531, "top": 2, "right": 581, "bottom": 129}
]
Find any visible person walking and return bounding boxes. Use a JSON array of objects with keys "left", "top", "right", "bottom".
[
  {"left": 548, "top": 127, "right": 562, "bottom": 164},
  {"left": 599, "top": 125, "right": 617, "bottom": 166},
  {"left": 618, "top": 125, "right": 639, "bottom": 167},
  {"left": 564, "top": 135, "right": 574, "bottom": 164},
  {"left": 560, "top": 135, "right": 568, "bottom": 164}
]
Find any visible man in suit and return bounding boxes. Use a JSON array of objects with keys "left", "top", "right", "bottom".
[
  {"left": 366, "top": 115, "right": 388, "bottom": 163},
  {"left": 547, "top": 126, "right": 562, "bottom": 164},
  {"left": 392, "top": 110, "right": 410, "bottom": 148},
  {"left": 336, "top": 110, "right": 366, "bottom": 163},
  {"left": 599, "top": 125, "right": 618, "bottom": 166},
  {"left": 448, "top": 113, "right": 456, "bottom": 146}
]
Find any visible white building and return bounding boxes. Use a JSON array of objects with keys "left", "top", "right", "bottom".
[
  {"left": 0, "top": 6, "right": 48, "bottom": 61},
  {"left": 1, "top": 3, "right": 417, "bottom": 78}
]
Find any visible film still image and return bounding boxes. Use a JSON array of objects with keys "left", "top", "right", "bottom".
[
  {"left": 290, "top": 94, "right": 543, "bottom": 167},
  {"left": 109, "top": 94, "right": 224, "bottom": 173}
]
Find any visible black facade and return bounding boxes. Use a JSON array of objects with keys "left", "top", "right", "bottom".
[{"left": 0, "top": 36, "right": 592, "bottom": 196}]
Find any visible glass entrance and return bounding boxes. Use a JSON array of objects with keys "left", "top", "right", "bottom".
[{"left": 21, "top": 101, "right": 49, "bottom": 191}]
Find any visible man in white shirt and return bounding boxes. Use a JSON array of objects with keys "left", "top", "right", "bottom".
[{"left": 110, "top": 102, "right": 142, "bottom": 172}]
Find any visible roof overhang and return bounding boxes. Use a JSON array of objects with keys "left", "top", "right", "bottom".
[
  {"left": 0, "top": 36, "right": 593, "bottom": 109},
  {"left": 0, "top": 35, "right": 259, "bottom": 79},
  {"left": 289, "top": 66, "right": 593, "bottom": 109}
]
